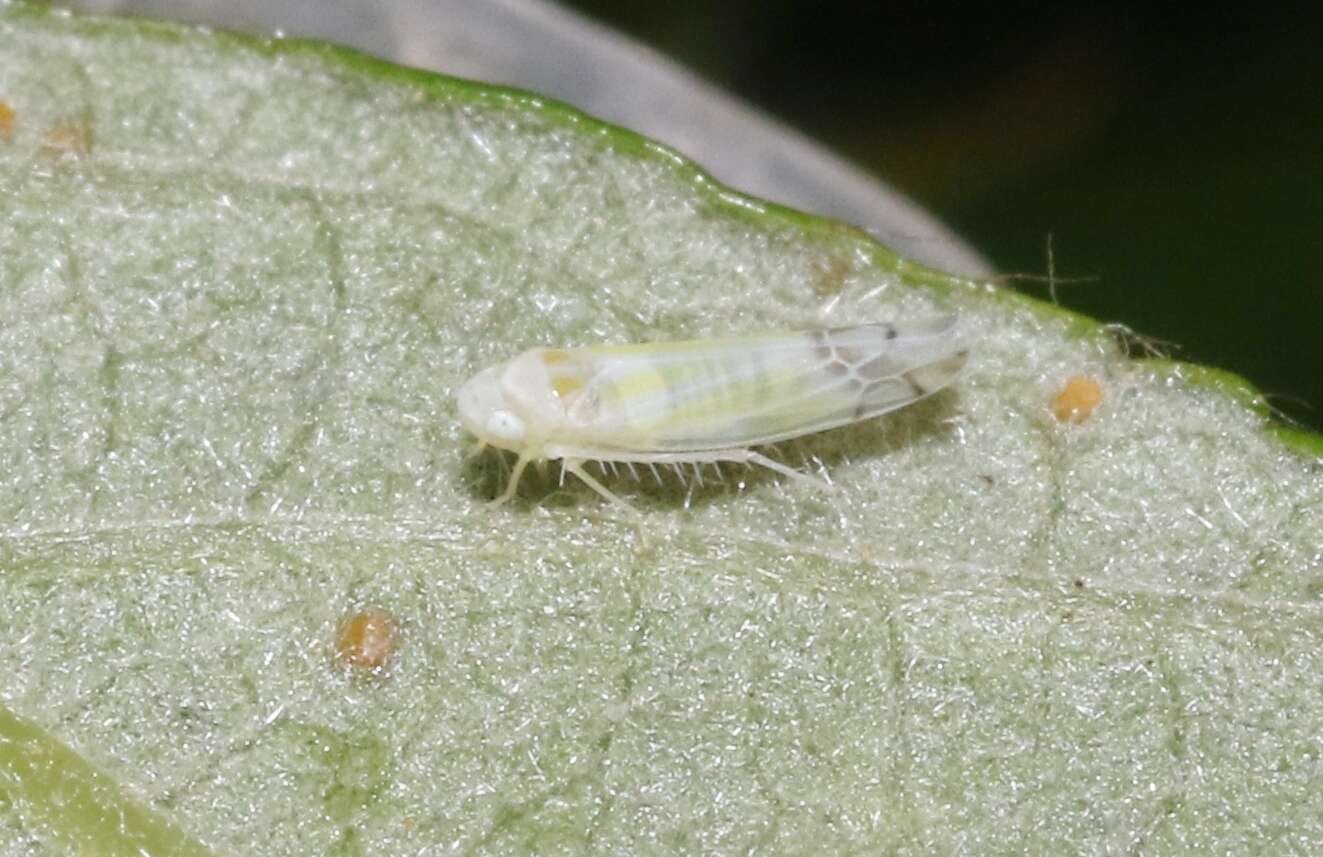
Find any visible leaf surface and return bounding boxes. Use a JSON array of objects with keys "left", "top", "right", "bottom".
[{"left": 1, "top": 5, "right": 1321, "bottom": 855}]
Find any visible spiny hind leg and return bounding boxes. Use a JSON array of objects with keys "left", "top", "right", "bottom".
[
  {"left": 719, "top": 449, "right": 834, "bottom": 492},
  {"left": 557, "top": 448, "right": 834, "bottom": 493},
  {"left": 564, "top": 459, "right": 640, "bottom": 517},
  {"left": 605, "top": 448, "right": 833, "bottom": 492}
]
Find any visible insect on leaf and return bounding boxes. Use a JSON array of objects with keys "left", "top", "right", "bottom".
[{"left": 0, "top": 5, "right": 1321, "bottom": 856}]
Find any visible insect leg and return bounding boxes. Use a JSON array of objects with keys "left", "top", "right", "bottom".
[
  {"left": 743, "top": 450, "right": 834, "bottom": 491},
  {"left": 488, "top": 453, "right": 532, "bottom": 506},
  {"left": 616, "top": 448, "right": 830, "bottom": 492},
  {"left": 565, "top": 460, "right": 639, "bottom": 516}
]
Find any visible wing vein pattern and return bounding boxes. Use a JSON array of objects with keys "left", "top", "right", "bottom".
[{"left": 548, "top": 319, "right": 965, "bottom": 453}]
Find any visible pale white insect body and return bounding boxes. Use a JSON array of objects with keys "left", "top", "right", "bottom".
[{"left": 456, "top": 317, "right": 968, "bottom": 511}]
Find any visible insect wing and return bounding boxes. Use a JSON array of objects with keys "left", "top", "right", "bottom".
[{"left": 549, "top": 318, "right": 965, "bottom": 452}]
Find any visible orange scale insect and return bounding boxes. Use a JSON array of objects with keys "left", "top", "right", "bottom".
[{"left": 1052, "top": 375, "right": 1104, "bottom": 424}]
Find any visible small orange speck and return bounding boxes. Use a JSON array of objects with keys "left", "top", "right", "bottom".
[
  {"left": 0, "top": 100, "right": 15, "bottom": 142},
  {"left": 336, "top": 609, "right": 399, "bottom": 672},
  {"left": 1052, "top": 375, "right": 1104, "bottom": 423},
  {"left": 40, "top": 119, "right": 93, "bottom": 159}
]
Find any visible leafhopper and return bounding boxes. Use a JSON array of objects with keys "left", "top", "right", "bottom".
[{"left": 457, "top": 317, "right": 967, "bottom": 512}]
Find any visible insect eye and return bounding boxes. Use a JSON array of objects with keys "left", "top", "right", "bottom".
[{"left": 485, "top": 410, "right": 526, "bottom": 443}]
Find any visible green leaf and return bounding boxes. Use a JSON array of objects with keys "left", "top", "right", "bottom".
[{"left": 1, "top": 4, "right": 1320, "bottom": 855}]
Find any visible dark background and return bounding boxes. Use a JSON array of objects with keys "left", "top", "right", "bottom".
[{"left": 567, "top": 2, "right": 1323, "bottom": 432}]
